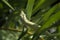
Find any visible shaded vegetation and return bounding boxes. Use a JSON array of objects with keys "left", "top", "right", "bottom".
[{"left": 0, "top": 0, "right": 60, "bottom": 40}]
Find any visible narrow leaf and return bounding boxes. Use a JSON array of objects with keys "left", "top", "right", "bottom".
[
  {"left": 40, "top": 3, "right": 59, "bottom": 23},
  {"left": 32, "top": 11, "right": 60, "bottom": 40},
  {"left": 33, "top": 0, "right": 45, "bottom": 14},
  {"left": 2, "top": 0, "right": 15, "bottom": 10},
  {"left": 32, "top": 0, "right": 57, "bottom": 15},
  {"left": 26, "top": 0, "right": 35, "bottom": 19}
]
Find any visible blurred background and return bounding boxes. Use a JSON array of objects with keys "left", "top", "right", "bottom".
[{"left": 0, "top": 0, "right": 60, "bottom": 40}]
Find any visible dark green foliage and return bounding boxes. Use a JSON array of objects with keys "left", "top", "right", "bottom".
[{"left": 0, "top": 0, "right": 60, "bottom": 40}]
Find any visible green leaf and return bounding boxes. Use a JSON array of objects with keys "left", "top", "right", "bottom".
[
  {"left": 2, "top": 0, "right": 15, "bottom": 10},
  {"left": 58, "top": 25, "right": 60, "bottom": 33},
  {"left": 57, "top": 25, "right": 60, "bottom": 39},
  {"left": 39, "top": 3, "right": 59, "bottom": 23},
  {"left": 26, "top": 0, "right": 35, "bottom": 20},
  {"left": 32, "top": 11, "right": 60, "bottom": 40},
  {"left": 31, "top": 2, "right": 59, "bottom": 24},
  {"left": 33, "top": 0, "right": 45, "bottom": 14},
  {"left": 0, "top": 3, "right": 3, "bottom": 9},
  {"left": 32, "top": 0, "right": 57, "bottom": 15}
]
